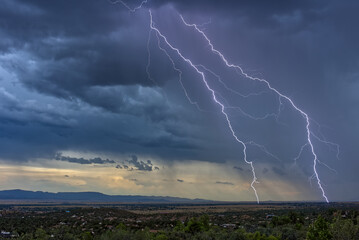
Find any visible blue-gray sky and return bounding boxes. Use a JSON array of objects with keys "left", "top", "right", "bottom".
[{"left": 0, "top": 0, "right": 358, "bottom": 201}]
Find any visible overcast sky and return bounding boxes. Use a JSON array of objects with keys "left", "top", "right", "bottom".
[{"left": 0, "top": 0, "right": 358, "bottom": 202}]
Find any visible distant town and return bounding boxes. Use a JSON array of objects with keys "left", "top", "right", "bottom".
[{"left": 0, "top": 198, "right": 358, "bottom": 239}]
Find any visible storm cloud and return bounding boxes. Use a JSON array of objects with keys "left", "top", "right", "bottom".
[
  {"left": 0, "top": 0, "right": 358, "bottom": 201},
  {"left": 55, "top": 153, "right": 116, "bottom": 165}
]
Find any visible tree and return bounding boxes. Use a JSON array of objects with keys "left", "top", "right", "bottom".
[
  {"left": 246, "top": 231, "right": 279, "bottom": 240},
  {"left": 35, "top": 228, "right": 49, "bottom": 240},
  {"left": 307, "top": 215, "right": 332, "bottom": 240},
  {"left": 184, "top": 216, "right": 209, "bottom": 234},
  {"left": 81, "top": 231, "right": 93, "bottom": 240},
  {"left": 185, "top": 218, "right": 203, "bottom": 234},
  {"left": 331, "top": 218, "right": 359, "bottom": 240}
]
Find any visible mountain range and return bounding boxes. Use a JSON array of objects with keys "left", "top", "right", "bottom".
[{"left": 0, "top": 189, "right": 209, "bottom": 203}]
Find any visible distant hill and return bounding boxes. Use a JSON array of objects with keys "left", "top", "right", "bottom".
[{"left": 0, "top": 189, "right": 209, "bottom": 203}]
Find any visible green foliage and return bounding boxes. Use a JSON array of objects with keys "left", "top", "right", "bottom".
[
  {"left": 184, "top": 215, "right": 210, "bottom": 234},
  {"left": 330, "top": 218, "right": 359, "bottom": 240},
  {"left": 116, "top": 223, "right": 127, "bottom": 230},
  {"left": 93, "top": 220, "right": 282, "bottom": 240},
  {"left": 155, "top": 233, "right": 168, "bottom": 240},
  {"left": 271, "top": 215, "right": 291, "bottom": 227},
  {"left": 81, "top": 231, "right": 93, "bottom": 240},
  {"left": 228, "top": 228, "right": 247, "bottom": 240},
  {"left": 307, "top": 215, "right": 332, "bottom": 240},
  {"left": 34, "top": 228, "right": 49, "bottom": 240},
  {"left": 246, "top": 231, "right": 279, "bottom": 240},
  {"left": 295, "top": 222, "right": 302, "bottom": 230},
  {"left": 2, "top": 205, "right": 359, "bottom": 240},
  {"left": 98, "top": 228, "right": 133, "bottom": 240},
  {"left": 18, "top": 233, "right": 34, "bottom": 240},
  {"left": 173, "top": 220, "right": 185, "bottom": 232}
]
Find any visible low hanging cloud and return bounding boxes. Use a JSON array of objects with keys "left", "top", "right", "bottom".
[
  {"left": 233, "top": 166, "right": 244, "bottom": 171},
  {"left": 116, "top": 155, "right": 160, "bottom": 172},
  {"left": 128, "top": 155, "right": 153, "bottom": 171},
  {"left": 55, "top": 153, "right": 160, "bottom": 172},
  {"left": 215, "top": 181, "right": 234, "bottom": 186},
  {"left": 55, "top": 153, "right": 116, "bottom": 165}
]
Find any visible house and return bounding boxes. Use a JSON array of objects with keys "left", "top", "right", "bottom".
[
  {"left": 1, "top": 231, "right": 11, "bottom": 238},
  {"left": 221, "top": 224, "right": 236, "bottom": 228}
]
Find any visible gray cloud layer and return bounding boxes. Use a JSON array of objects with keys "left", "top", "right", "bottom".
[{"left": 0, "top": 0, "right": 358, "bottom": 200}]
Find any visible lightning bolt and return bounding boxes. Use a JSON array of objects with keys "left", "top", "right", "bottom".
[
  {"left": 109, "top": 0, "right": 148, "bottom": 13},
  {"left": 197, "top": 64, "right": 270, "bottom": 99},
  {"left": 294, "top": 143, "right": 309, "bottom": 165},
  {"left": 311, "top": 132, "right": 341, "bottom": 161},
  {"left": 149, "top": 10, "right": 260, "bottom": 202},
  {"left": 179, "top": 14, "right": 330, "bottom": 203},
  {"left": 153, "top": 31, "right": 207, "bottom": 112},
  {"left": 112, "top": 1, "right": 337, "bottom": 203},
  {"left": 246, "top": 141, "right": 282, "bottom": 163}
]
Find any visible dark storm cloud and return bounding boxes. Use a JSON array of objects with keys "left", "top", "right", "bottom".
[
  {"left": 0, "top": 0, "right": 358, "bottom": 201},
  {"left": 55, "top": 153, "right": 116, "bottom": 165},
  {"left": 150, "top": 0, "right": 333, "bottom": 36},
  {"left": 149, "top": 0, "right": 359, "bottom": 201},
  {"left": 0, "top": 0, "right": 217, "bottom": 163},
  {"left": 0, "top": 0, "right": 332, "bottom": 103},
  {"left": 115, "top": 155, "right": 160, "bottom": 171},
  {"left": 152, "top": 0, "right": 325, "bottom": 18},
  {"left": 151, "top": 0, "right": 359, "bottom": 201},
  {"left": 0, "top": 0, "right": 174, "bottom": 102},
  {"left": 0, "top": 88, "right": 75, "bottom": 128},
  {"left": 127, "top": 155, "right": 153, "bottom": 171},
  {"left": 0, "top": 4, "right": 202, "bottom": 161}
]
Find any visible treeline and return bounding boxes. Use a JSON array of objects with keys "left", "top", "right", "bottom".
[
  {"left": 97, "top": 218, "right": 279, "bottom": 240},
  {"left": 97, "top": 213, "right": 359, "bottom": 240},
  {"left": 15, "top": 211, "right": 359, "bottom": 240}
]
